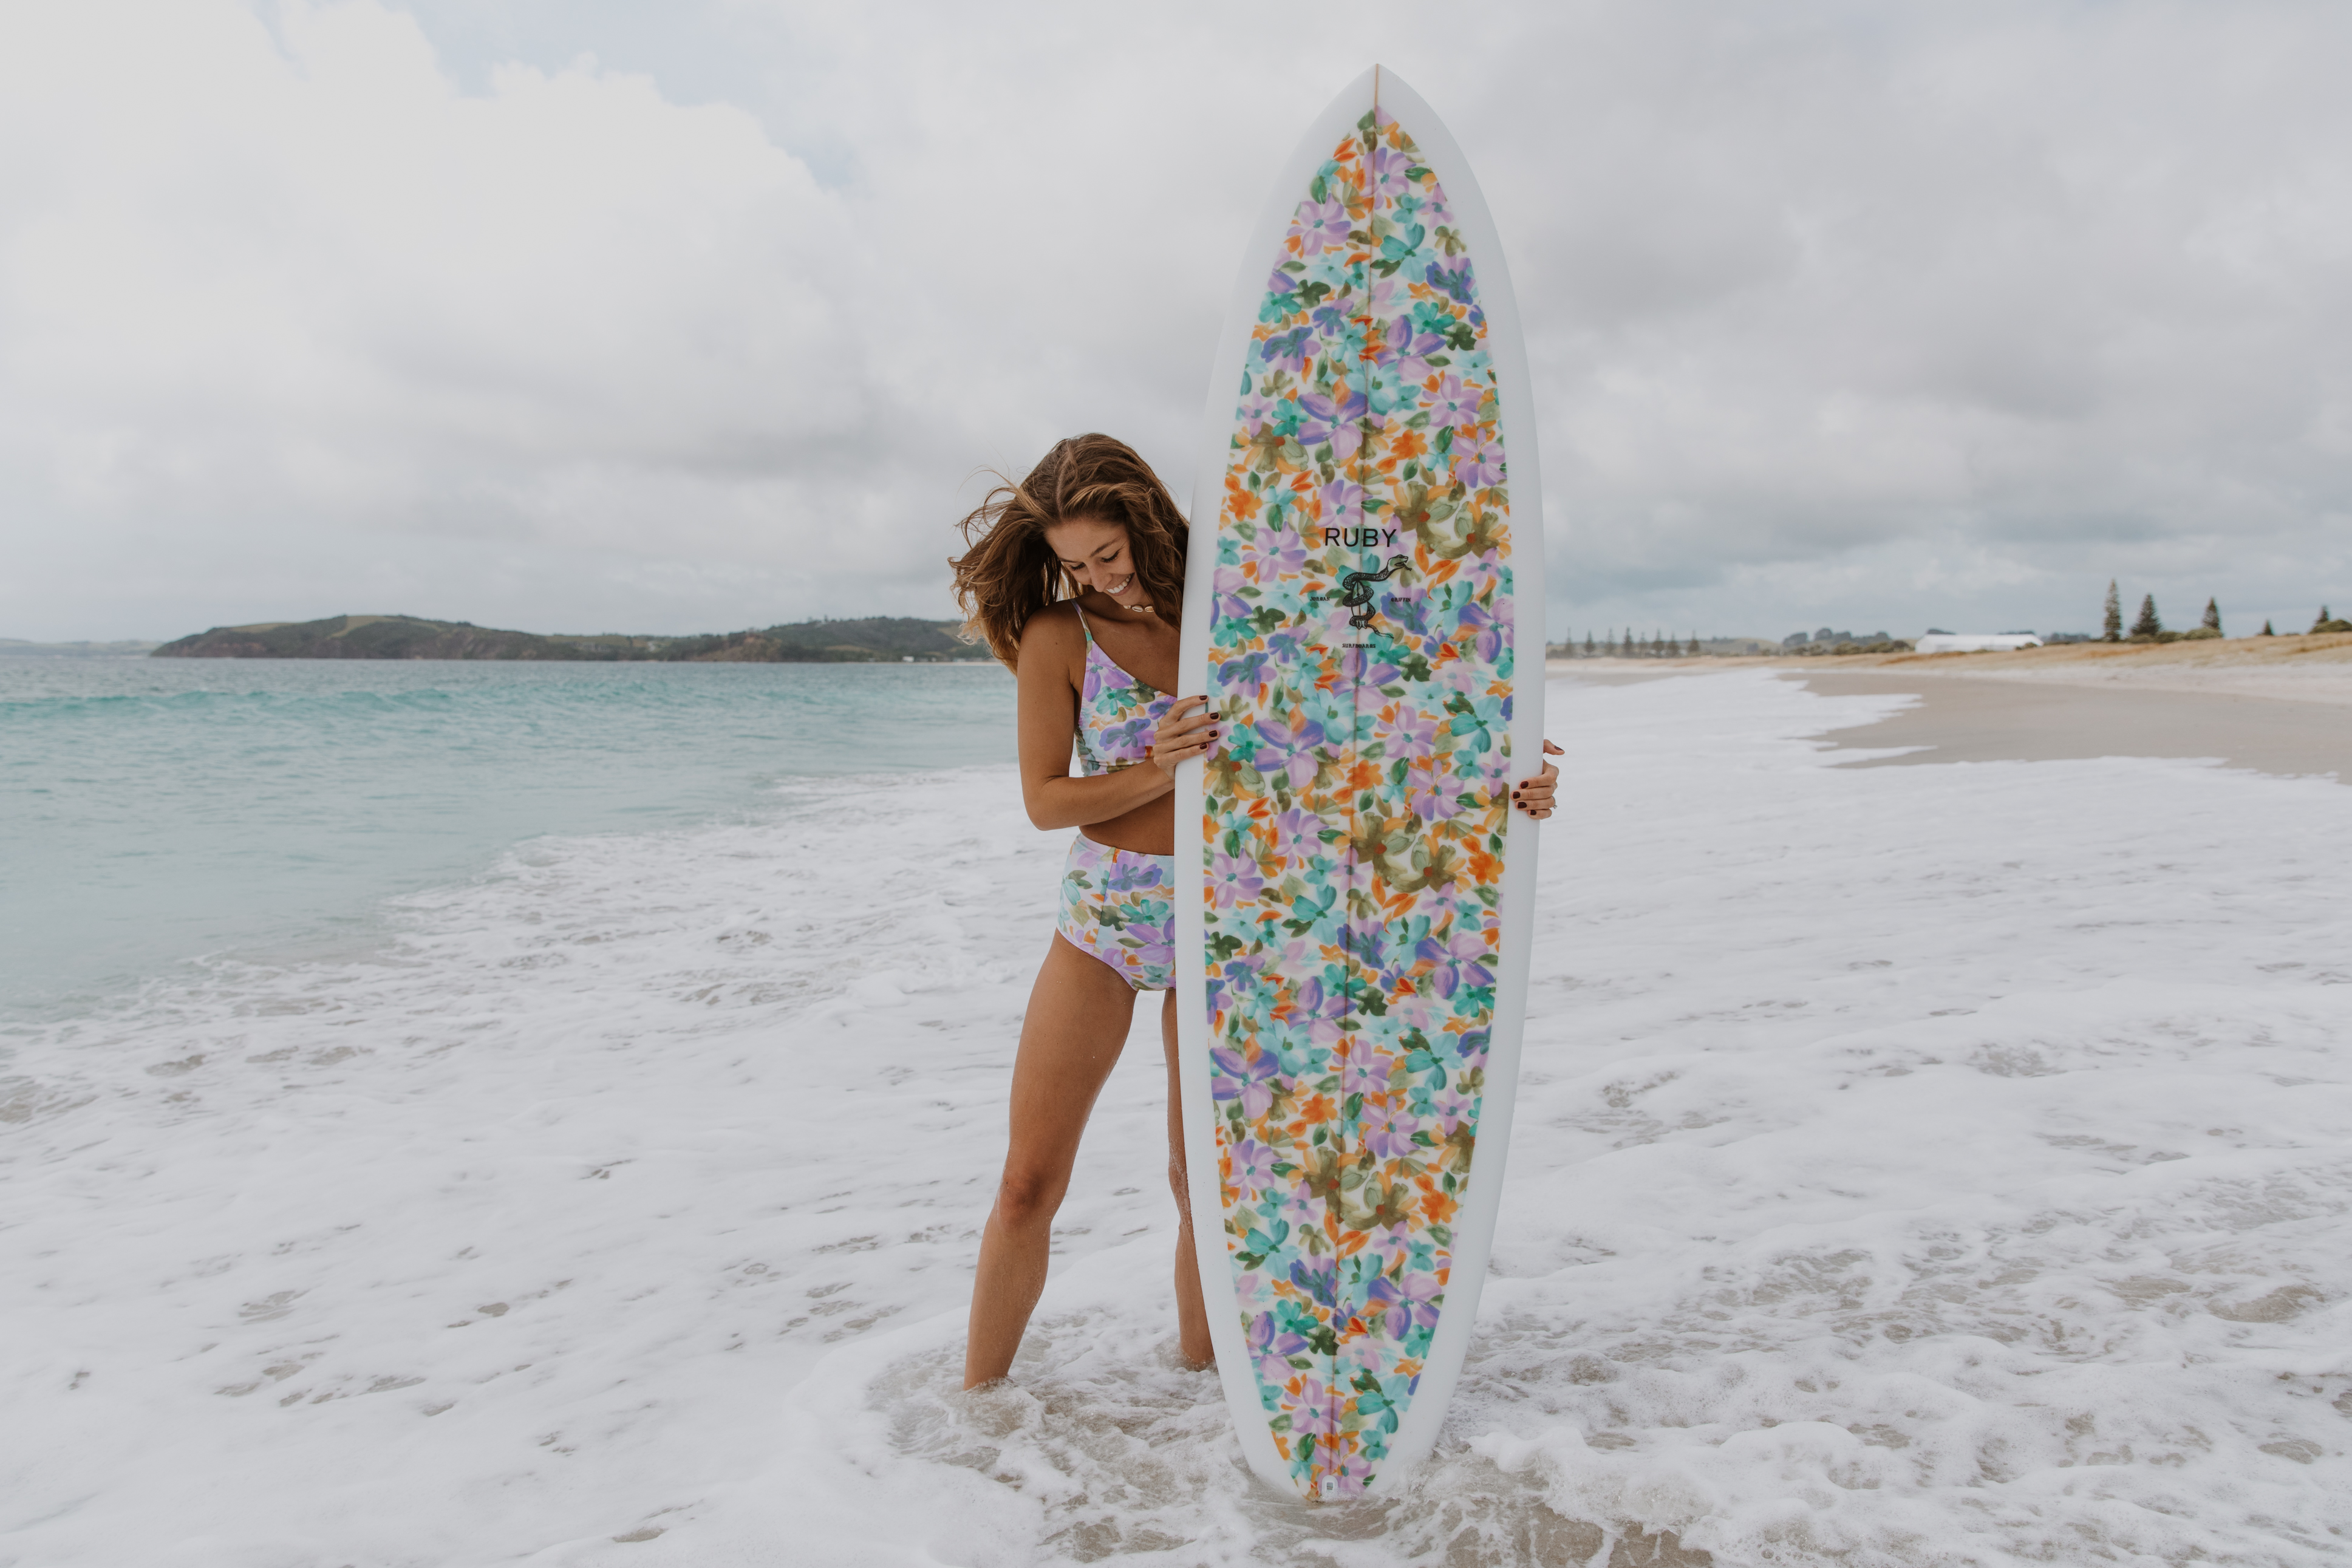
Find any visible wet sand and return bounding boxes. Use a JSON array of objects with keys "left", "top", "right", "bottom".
[
  {"left": 1797, "top": 669, "right": 2351, "bottom": 778},
  {"left": 1551, "top": 634, "right": 2352, "bottom": 779}
]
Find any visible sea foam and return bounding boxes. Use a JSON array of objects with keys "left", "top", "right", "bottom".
[{"left": 4, "top": 671, "right": 2348, "bottom": 1566}]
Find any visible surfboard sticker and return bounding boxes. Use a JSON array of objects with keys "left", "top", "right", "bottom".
[{"left": 1184, "top": 71, "right": 1538, "bottom": 1502}]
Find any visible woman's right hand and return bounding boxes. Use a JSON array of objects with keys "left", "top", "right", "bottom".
[{"left": 1150, "top": 695, "right": 1219, "bottom": 777}]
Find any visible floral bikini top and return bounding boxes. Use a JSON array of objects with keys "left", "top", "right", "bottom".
[{"left": 1073, "top": 606, "right": 1171, "bottom": 776}]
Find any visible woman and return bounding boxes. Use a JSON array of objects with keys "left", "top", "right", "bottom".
[{"left": 950, "top": 433, "right": 1557, "bottom": 1388}]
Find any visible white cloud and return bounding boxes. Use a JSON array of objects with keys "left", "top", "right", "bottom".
[
  {"left": 1, "top": 0, "right": 893, "bottom": 631},
  {"left": 3, "top": 0, "right": 2350, "bottom": 640}
]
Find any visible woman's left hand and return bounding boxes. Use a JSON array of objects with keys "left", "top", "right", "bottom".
[{"left": 1512, "top": 739, "right": 1563, "bottom": 819}]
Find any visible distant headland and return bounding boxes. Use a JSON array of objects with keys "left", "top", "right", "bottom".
[
  {"left": 151, "top": 613, "right": 994, "bottom": 663},
  {"left": 1, "top": 638, "right": 163, "bottom": 655}
]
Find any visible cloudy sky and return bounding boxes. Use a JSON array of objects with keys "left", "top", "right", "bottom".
[{"left": 5, "top": 0, "right": 2349, "bottom": 644}]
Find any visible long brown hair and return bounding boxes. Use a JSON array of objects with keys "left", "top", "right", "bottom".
[{"left": 950, "top": 434, "right": 1188, "bottom": 669}]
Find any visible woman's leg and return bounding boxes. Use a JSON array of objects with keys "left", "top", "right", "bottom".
[
  {"left": 963, "top": 935, "right": 1141, "bottom": 1388},
  {"left": 1164, "top": 989, "right": 1216, "bottom": 1369}
]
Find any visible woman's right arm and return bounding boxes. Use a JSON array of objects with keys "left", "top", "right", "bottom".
[{"left": 1014, "top": 613, "right": 1211, "bottom": 831}]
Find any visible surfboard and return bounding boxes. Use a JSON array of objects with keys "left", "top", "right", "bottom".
[{"left": 1173, "top": 66, "right": 1544, "bottom": 1502}]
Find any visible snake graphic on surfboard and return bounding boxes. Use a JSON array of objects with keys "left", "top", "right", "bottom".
[{"left": 1173, "top": 67, "right": 1544, "bottom": 1501}]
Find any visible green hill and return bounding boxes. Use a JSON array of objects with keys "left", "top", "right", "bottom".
[{"left": 152, "top": 614, "right": 990, "bottom": 663}]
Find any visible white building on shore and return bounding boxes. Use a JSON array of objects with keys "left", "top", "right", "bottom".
[{"left": 1914, "top": 633, "right": 2045, "bottom": 653}]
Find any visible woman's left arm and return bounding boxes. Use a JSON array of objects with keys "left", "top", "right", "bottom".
[{"left": 1511, "top": 739, "right": 1563, "bottom": 819}]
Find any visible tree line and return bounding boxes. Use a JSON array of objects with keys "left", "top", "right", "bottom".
[
  {"left": 1547, "top": 629, "right": 1712, "bottom": 658},
  {"left": 2101, "top": 582, "right": 2351, "bottom": 642}
]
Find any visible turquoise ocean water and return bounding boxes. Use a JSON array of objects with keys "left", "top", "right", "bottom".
[{"left": 0, "top": 656, "right": 1016, "bottom": 1024}]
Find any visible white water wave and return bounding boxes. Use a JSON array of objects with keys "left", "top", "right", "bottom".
[{"left": 3, "top": 672, "right": 2348, "bottom": 1566}]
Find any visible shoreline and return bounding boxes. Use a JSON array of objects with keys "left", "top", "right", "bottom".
[
  {"left": 1550, "top": 635, "right": 2352, "bottom": 779},
  {"left": 1548, "top": 629, "right": 2352, "bottom": 702}
]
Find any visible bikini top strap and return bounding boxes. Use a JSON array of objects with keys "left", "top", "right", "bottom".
[{"left": 1072, "top": 602, "right": 1094, "bottom": 645}]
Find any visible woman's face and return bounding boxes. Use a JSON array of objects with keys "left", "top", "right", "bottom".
[{"left": 1045, "top": 516, "right": 1145, "bottom": 604}]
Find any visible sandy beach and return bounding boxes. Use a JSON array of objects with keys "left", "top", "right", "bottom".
[{"left": 1553, "top": 632, "right": 2352, "bottom": 780}]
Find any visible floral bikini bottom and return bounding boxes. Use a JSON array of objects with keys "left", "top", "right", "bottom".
[{"left": 1055, "top": 834, "right": 1176, "bottom": 992}]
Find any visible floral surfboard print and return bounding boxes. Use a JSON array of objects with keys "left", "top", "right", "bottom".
[{"left": 1173, "top": 67, "right": 1545, "bottom": 1502}]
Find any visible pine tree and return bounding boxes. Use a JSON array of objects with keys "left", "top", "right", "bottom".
[
  {"left": 1584, "top": 630, "right": 1595, "bottom": 656},
  {"left": 2316, "top": 606, "right": 2339, "bottom": 633},
  {"left": 2130, "top": 594, "right": 2162, "bottom": 639},
  {"left": 1621, "top": 628, "right": 1634, "bottom": 658},
  {"left": 2102, "top": 580, "right": 2122, "bottom": 642},
  {"left": 2201, "top": 598, "right": 2221, "bottom": 633},
  {"left": 2260, "top": 620, "right": 2275, "bottom": 636}
]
